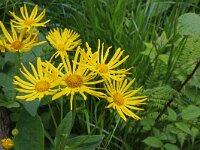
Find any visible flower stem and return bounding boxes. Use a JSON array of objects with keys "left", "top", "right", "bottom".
[
  {"left": 48, "top": 103, "right": 58, "bottom": 129},
  {"left": 105, "top": 117, "right": 120, "bottom": 149}
]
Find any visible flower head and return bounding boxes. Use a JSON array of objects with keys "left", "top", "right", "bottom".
[
  {"left": 0, "top": 22, "right": 45, "bottom": 53},
  {"left": 1, "top": 138, "right": 14, "bottom": 150},
  {"left": 46, "top": 28, "right": 81, "bottom": 59},
  {"left": 10, "top": 4, "right": 50, "bottom": 31},
  {"left": 104, "top": 78, "right": 147, "bottom": 121},
  {"left": 13, "top": 57, "right": 61, "bottom": 101},
  {"left": 49, "top": 49, "right": 104, "bottom": 110},
  {"left": 79, "top": 40, "right": 130, "bottom": 81}
]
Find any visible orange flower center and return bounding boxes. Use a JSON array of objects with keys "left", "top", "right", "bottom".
[
  {"left": 65, "top": 74, "right": 83, "bottom": 88},
  {"left": 35, "top": 80, "right": 50, "bottom": 92},
  {"left": 57, "top": 43, "right": 65, "bottom": 51},
  {"left": 24, "top": 18, "right": 34, "bottom": 25},
  {"left": 11, "top": 41, "right": 24, "bottom": 50},
  {"left": 113, "top": 93, "right": 124, "bottom": 106},
  {"left": 96, "top": 64, "right": 109, "bottom": 73}
]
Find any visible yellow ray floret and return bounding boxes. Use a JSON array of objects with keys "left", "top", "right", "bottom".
[
  {"left": 104, "top": 78, "right": 147, "bottom": 121},
  {"left": 79, "top": 40, "right": 130, "bottom": 81},
  {"left": 46, "top": 49, "right": 104, "bottom": 110},
  {"left": 0, "top": 22, "right": 45, "bottom": 53},
  {"left": 10, "top": 4, "right": 50, "bottom": 31},
  {"left": 13, "top": 57, "right": 61, "bottom": 101},
  {"left": 46, "top": 28, "right": 81, "bottom": 59},
  {"left": 0, "top": 38, "right": 6, "bottom": 53},
  {"left": 1, "top": 138, "right": 14, "bottom": 150}
]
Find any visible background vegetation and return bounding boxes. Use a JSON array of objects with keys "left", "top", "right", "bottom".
[{"left": 0, "top": 0, "right": 200, "bottom": 149}]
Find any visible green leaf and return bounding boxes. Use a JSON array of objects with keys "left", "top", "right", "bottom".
[
  {"left": 158, "top": 54, "right": 169, "bottom": 65},
  {"left": 0, "top": 55, "right": 5, "bottom": 70},
  {"left": 14, "top": 110, "right": 44, "bottom": 150},
  {"left": 191, "top": 127, "right": 199, "bottom": 144},
  {"left": 0, "top": 99, "right": 20, "bottom": 108},
  {"left": 164, "top": 143, "right": 179, "bottom": 150},
  {"left": 65, "top": 135, "right": 104, "bottom": 150},
  {"left": 143, "top": 136, "right": 163, "bottom": 148},
  {"left": 0, "top": 72, "right": 15, "bottom": 100},
  {"left": 175, "top": 122, "right": 191, "bottom": 134},
  {"left": 55, "top": 111, "right": 73, "bottom": 149},
  {"left": 182, "top": 105, "right": 200, "bottom": 120},
  {"left": 167, "top": 108, "right": 177, "bottom": 121},
  {"left": 178, "top": 13, "right": 200, "bottom": 36},
  {"left": 5, "top": 51, "right": 17, "bottom": 64},
  {"left": 19, "top": 100, "right": 40, "bottom": 116}
]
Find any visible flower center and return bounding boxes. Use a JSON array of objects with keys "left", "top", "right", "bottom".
[
  {"left": 96, "top": 64, "right": 109, "bottom": 73},
  {"left": 11, "top": 41, "right": 24, "bottom": 50},
  {"left": 35, "top": 80, "right": 50, "bottom": 92},
  {"left": 65, "top": 74, "right": 83, "bottom": 88},
  {"left": 57, "top": 43, "right": 65, "bottom": 51},
  {"left": 113, "top": 93, "right": 124, "bottom": 106},
  {"left": 24, "top": 18, "right": 34, "bottom": 25}
]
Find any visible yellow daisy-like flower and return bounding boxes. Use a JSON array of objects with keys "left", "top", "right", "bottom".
[
  {"left": 104, "top": 78, "right": 147, "bottom": 121},
  {"left": 79, "top": 40, "right": 130, "bottom": 81},
  {"left": 10, "top": 4, "right": 50, "bottom": 31},
  {"left": 46, "top": 28, "right": 81, "bottom": 59},
  {"left": 49, "top": 49, "right": 104, "bottom": 110},
  {"left": 0, "top": 22, "right": 45, "bottom": 53},
  {"left": 13, "top": 57, "right": 61, "bottom": 101},
  {"left": 1, "top": 138, "right": 14, "bottom": 150}
]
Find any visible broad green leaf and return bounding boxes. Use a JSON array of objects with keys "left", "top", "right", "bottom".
[
  {"left": 167, "top": 108, "right": 177, "bottom": 121},
  {"left": 178, "top": 13, "right": 200, "bottom": 36},
  {"left": 55, "top": 111, "right": 73, "bottom": 149},
  {"left": 65, "top": 135, "right": 104, "bottom": 150},
  {"left": 175, "top": 122, "right": 191, "bottom": 134},
  {"left": 158, "top": 54, "right": 169, "bottom": 65},
  {"left": 143, "top": 136, "right": 163, "bottom": 148},
  {"left": 14, "top": 111, "right": 44, "bottom": 150},
  {"left": 19, "top": 100, "right": 40, "bottom": 116},
  {"left": 164, "top": 143, "right": 179, "bottom": 150},
  {"left": 182, "top": 105, "right": 200, "bottom": 120}
]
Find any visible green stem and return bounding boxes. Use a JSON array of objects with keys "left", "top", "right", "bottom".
[
  {"left": 48, "top": 103, "right": 58, "bottom": 128},
  {"left": 60, "top": 97, "right": 63, "bottom": 122},
  {"left": 105, "top": 117, "right": 120, "bottom": 149}
]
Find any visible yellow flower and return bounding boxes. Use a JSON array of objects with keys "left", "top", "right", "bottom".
[
  {"left": 1, "top": 138, "right": 14, "bottom": 150},
  {"left": 79, "top": 40, "right": 130, "bottom": 81},
  {"left": 104, "top": 78, "right": 147, "bottom": 121},
  {"left": 13, "top": 57, "right": 61, "bottom": 101},
  {"left": 10, "top": 4, "right": 50, "bottom": 31},
  {"left": 49, "top": 49, "right": 104, "bottom": 110},
  {"left": 46, "top": 28, "right": 81, "bottom": 59},
  {"left": 0, "top": 22, "right": 45, "bottom": 53}
]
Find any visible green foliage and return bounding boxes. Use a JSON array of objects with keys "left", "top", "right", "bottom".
[
  {"left": 65, "top": 135, "right": 104, "bottom": 150},
  {"left": 178, "top": 13, "right": 200, "bottom": 36},
  {"left": 54, "top": 111, "right": 73, "bottom": 150},
  {"left": 143, "top": 136, "right": 163, "bottom": 148},
  {"left": 14, "top": 110, "right": 44, "bottom": 150},
  {"left": 181, "top": 105, "right": 200, "bottom": 120}
]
